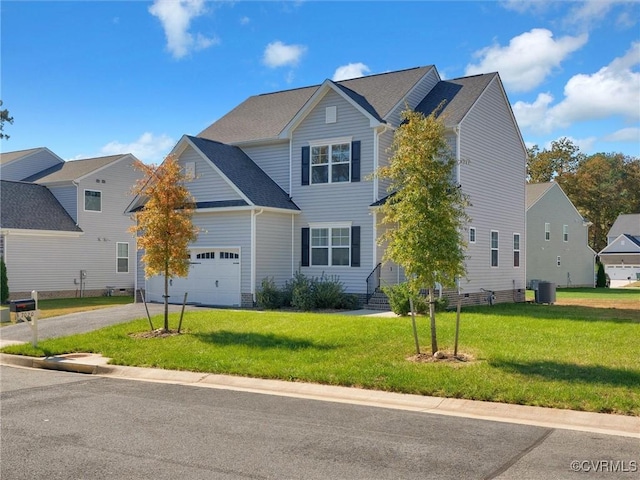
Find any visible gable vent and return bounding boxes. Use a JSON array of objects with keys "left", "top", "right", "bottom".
[{"left": 326, "top": 106, "right": 337, "bottom": 124}]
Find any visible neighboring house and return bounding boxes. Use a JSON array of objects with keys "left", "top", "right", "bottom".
[
  {"left": 526, "top": 182, "right": 596, "bottom": 288},
  {"left": 133, "top": 65, "right": 527, "bottom": 308},
  {"left": 598, "top": 213, "right": 640, "bottom": 287},
  {"left": 0, "top": 149, "right": 143, "bottom": 299}
]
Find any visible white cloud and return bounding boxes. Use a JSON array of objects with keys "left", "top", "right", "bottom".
[
  {"left": 513, "top": 42, "right": 640, "bottom": 133},
  {"left": 149, "top": 0, "right": 218, "bottom": 59},
  {"left": 100, "top": 132, "right": 175, "bottom": 164},
  {"left": 604, "top": 127, "right": 640, "bottom": 143},
  {"left": 465, "top": 29, "right": 588, "bottom": 92},
  {"left": 240, "top": 16, "right": 250, "bottom": 26},
  {"left": 262, "top": 41, "right": 307, "bottom": 68},
  {"left": 332, "top": 63, "right": 371, "bottom": 81}
]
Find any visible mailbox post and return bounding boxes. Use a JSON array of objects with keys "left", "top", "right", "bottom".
[{"left": 9, "top": 291, "right": 38, "bottom": 347}]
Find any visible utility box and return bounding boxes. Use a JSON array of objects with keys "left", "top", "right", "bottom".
[
  {"left": 9, "top": 299, "right": 36, "bottom": 312},
  {"left": 536, "top": 282, "right": 556, "bottom": 304}
]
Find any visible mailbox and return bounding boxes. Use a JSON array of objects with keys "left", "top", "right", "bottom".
[{"left": 9, "top": 299, "right": 36, "bottom": 313}]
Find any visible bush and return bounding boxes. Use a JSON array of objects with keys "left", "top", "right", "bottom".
[
  {"left": 288, "top": 272, "right": 315, "bottom": 311},
  {"left": 256, "top": 277, "right": 283, "bottom": 310},
  {"left": 596, "top": 261, "right": 607, "bottom": 288},
  {"left": 312, "top": 273, "right": 346, "bottom": 309},
  {"left": 0, "top": 258, "right": 8, "bottom": 304},
  {"left": 382, "top": 282, "right": 428, "bottom": 316}
]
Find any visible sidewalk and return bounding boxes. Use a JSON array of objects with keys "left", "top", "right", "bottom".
[{"left": 1, "top": 351, "right": 638, "bottom": 439}]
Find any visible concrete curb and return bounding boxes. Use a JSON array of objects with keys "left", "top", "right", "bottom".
[{"left": 2, "top": 352, "right": 638, "bottom": 439}]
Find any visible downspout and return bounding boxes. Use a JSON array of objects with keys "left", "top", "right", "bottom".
[
  {"left": 291, "top": 214, "right": 295, "bottom": 278},
  {"left": 251, "top": 208, "right": 264, "bottom": 302}
]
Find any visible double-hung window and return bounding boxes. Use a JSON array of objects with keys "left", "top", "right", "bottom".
[
  {"left": 85, "top": 190, "right": 102, "bottom": 212},
  {"left": 490, "top": 230, "right": 499, "bottom": 267},
  {"left": 545, "top": 223, "right": 550, "bottom": 241},
  {"left": 311, "top": 226, "right": 350, "bottom": 266},
  {"left": 311, "top": 142, "right": 350, "bottom": 184},
  {"left": 469, "top": 227, "right": 476, "bottom": 243},
  {"left": 563, "top": 225, "right": 569, "bottom": 242},
  {"left": 513, "top": 233, "right": 520, "bottom": 268},
  {"left": 116, "top": 242, "right": 129, "bottom": 273}
]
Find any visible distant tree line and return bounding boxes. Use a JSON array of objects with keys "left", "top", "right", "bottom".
[{"left": 527, "top": 138, "right": 640, "bottom": 252}]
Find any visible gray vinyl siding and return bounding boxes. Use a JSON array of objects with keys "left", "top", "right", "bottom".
[
  {"left": 189, "top": 211, "right": 252, "bottom": 293},
  {"left": 178, "top": 146, "right": 243, "bottom": 203},
  {"left": 376, "top": 128, "right": 395, "bottom": 201},
  {"left": 527, "top": 185, "right": 595, "bottom": 287},
  {"left": 255, "top": 212, "right": 294, "bottom": 287},
  {"left": 1, "top": 150, "right": 62, "bottom": 181},
  {"left": 48, "top": 185, "right": 78, "bottom": 222},
  {"left": 290, "top": 89, "right": 376, "bottom": 293},
  {"left": 384, "top": 68, "right": 440, "bottom": 127},
  {"left": 457, "top": 78, "right": 527, "bottom": 294},
  {"left": 241, "top": 142, "right": 290, "bottom": 194}
]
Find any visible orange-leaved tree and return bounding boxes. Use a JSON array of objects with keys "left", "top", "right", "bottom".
[{"left": 130, "top": 154, "right": 198, "bottom": 332}]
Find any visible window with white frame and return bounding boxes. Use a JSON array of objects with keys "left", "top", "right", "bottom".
[
  {"left": 513, "top": 233, "right": 520, "bottom": 268},
  {"left": 557, "top": 256, "right": 561, "bottom": 267},
  {"left": 311, "top": 226, "right": 350, "bottom": 266},
  {"left": 545, "top": 222, "right": 550, "bottom": 241},
  {"left": 563, "top": 224, "right": 568, "bottom": 242},
  {"left": 490, "top": 231, "right": 499, "bottom": 267},
  {"left": 116, "top": 242, "right": 129, "bottom": 273},
  {"left": 469, "top": 227, "right": 476, "bottom": 243},
  {"left": 311, "top": 142, "right": 350, "bottom": 184},
  {"left": 85, "top": 190, "right": 102, "bottom": 212}
]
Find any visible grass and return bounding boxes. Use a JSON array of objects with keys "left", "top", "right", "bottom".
[
  {"left": 2, "top": 295, "right": 638, "bottom": 416},
  {"left": 34, "top": 295, "right": 134, "bottom": 319}
]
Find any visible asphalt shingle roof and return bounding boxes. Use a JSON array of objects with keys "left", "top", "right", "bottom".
[
  {"left": 0, "top": 180, "right": 82, "bottom": 232},
  {"left": 608, "top": 213, "right": 640, "bottom": 238},
  {"left": 23, "top": 154, "right": 127, "bottom": 183},
  {"left": 525, "top": 182, "right": 555, "bottom": 209},
  {"left": 415, "top": 73, "right": 497, "bottom": 126},
  {"left": 187, "top": 136, "right": 299, "bottom": 211},
  {"left": 0, "top": 147, "right": 45, "bottom": 165},
  {"left": 197, "top": 66, "right": 435, "bottom": 144}
]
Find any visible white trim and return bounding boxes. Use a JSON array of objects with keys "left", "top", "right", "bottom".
[
  {"left": 83, "top": 189, "right": 102, "bottom": 212},
  {"left": 194, "top": 205, "right": 300, "bottom": 215},
  {"left": 308, "top": 136, "right": 352, "bottom": 147},
  {"left": 116, "top": 242, "right": 129, "bottom": 274},
  {"left": 513, "top": 232, "right": 521, "bottom": 268},
  {"left": 469, "top": 226, "right": 476, "bottom": 244},
  {"left": 251, "top": 209, "right": 264, "bottom": 297},
  {"left": 490, "top": 230, "right": 499, "bottom": 268},
  {"left": 0, "top": 228, "right": 83, "bottom": 238},
  {"left": 308, "top": 221, "right": 352, "bottom": 229}
]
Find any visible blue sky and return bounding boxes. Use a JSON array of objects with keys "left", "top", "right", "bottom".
[{"left": 2, "top": 0, "right": 639, "bottom": 163}]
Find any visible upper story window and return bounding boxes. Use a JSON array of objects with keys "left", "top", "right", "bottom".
[
  {"left": 563, "top": 225, "right": 569, "bottom": 242},
  {"left": 84, "top": 190, "right": 102, "bottom": 212},
  {"left": 311, "top": 143, "right": 350, "bottom": 184},
  {"left": 544, "top": 222, "right": 550, "bottom": 241},
  {"left": 490, "top": 230, "right": 499, "bottom": 267},
  {"left": 513, "top": 233, "right": 520, "bottom": 268},
  {"left": 469, "top": 227, "right": 476, "bottom": 243},
  {"left": 301, "top": 139, "right": 360, "bottom": 185}
]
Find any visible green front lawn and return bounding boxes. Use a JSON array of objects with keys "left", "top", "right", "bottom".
[
  {"left": 36, "top": 296, "right": 134, "bottom": 319},
  {"left": 2, "top": 301, "right": 638, "bottom": 416}
]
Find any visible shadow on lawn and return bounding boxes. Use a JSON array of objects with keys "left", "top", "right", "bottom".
[
  {"left": 463, "top": 303, "right": 640, "bottom": 323},
  {"left": 194, "top": 330, "right": 337, "bottom": 351},
  {"left": 490, "top": 359, "right": 640, "bottom": 387}
]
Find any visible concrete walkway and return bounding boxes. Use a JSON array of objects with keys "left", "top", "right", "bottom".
[{"left": 1, "top": 304, "right": 638, "bottom": 439}]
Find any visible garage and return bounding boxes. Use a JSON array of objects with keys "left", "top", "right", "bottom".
[{"left": 145, "top": 248, "right": 241, "bottom": 306}]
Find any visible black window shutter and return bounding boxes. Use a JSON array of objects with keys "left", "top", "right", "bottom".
[
  {"left": 301, "top": 227, "right": 310, "bottom": 267},
  {"left": 351, "top": 226, "right": 360, "bottom": 267},
  {"left": 301, "top": 146, "right": 310, "bottom": 185},
  {"left": 351, "top": 141, "right": 361, "bottom": 182}
]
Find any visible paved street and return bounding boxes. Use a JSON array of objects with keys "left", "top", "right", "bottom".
[{"left": 1, "top": 365, "right": 638, "bottom": 480}]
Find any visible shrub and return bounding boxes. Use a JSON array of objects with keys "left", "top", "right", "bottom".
[
  {"left": 312, "top": 273, "right": 346, "bottom": 309},
  {"left": 596, "top": 261, "right": 607, "bottom": 288},
  {"left": 382, "top": 282, "right": 428, "bottom": 316},
  {"left": 288, "top": 272, "right": 315, "bottom": 311},
  {"left": 256, "top": 277, "right": 283, "bottom": 309},
  {"left": 0, "top": 258, "right": 8, "bottom": 304}
]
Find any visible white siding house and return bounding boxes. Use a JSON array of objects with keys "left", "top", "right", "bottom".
[
  {"left": 598, "top": 213, "right": 640, "bottom": 287},
  {"left": 0, "top": 151, "right": 143, "bottom": 299},
  {"left": 133, "top": 65, "right": 528, "bottom": 307}
]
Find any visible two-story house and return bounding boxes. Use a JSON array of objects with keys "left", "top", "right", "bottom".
[
  {"left": 526, "top": 182, "right": 596, "bottom": 288},
  {"left": 136, "top": 65, "right": 527, "bottom": 307},
  {"left": 598, "top": 213, "right": 640, "bottom": 287},
  {"left": 0, "top": 148, "right": 143, "bottom": 299}
]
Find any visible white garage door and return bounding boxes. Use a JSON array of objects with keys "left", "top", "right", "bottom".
[{"left": 146, "top": 248, "right": 240, "bottom": 306}]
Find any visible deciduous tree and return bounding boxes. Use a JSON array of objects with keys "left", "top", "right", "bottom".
[
  {"left": 0, "top": 100, "right": 14, "bottom": 140},
  {"left": 526, "top": 137, "right": 583, "bottom": 183},
  {"left": 130, "top": 155, "right": 198, "bottom": 331},
  {"left": 376, "top": 107, "right": 469, "bottom": 355}
]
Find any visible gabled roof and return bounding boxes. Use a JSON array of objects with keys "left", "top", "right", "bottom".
[
  {"left": 415, "top": 73, "right": 497, "bottom": 126},
  {"left": 525, "top": 182, "right": 556, "bottom": 209},
  {"left": 186, "top": 136, "right": 299, "bottom": 211},
  {"left": 23, "top": 154, "right": 130, "bottom": 183},
  {"left": 0, "top": 147, "right": 63, "bottom": 166},
  {"left": 608, "top": 213, "right": 640, "bottom": 238},
  {"left": 0, "top": 180, "right": 83, "bottom": 233},
  {"left": 197, "top": 66, "right": 435, "bottom": 144},
  {"left": 599, "top": 233, "right": 640, "bottom": 255}
]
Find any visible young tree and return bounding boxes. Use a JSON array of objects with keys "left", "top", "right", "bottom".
[
  {"left": 0, "top": 258, "right": 9, "bottom": 304},
  {"left": 0, "top": 100, "right": 14, "bottom": 140},
  {"left": 130, "top": 155, "right": 198, "bottom": 332},
  {"left": 377, "top": 107, "right": 469, "bottom": 355}
]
